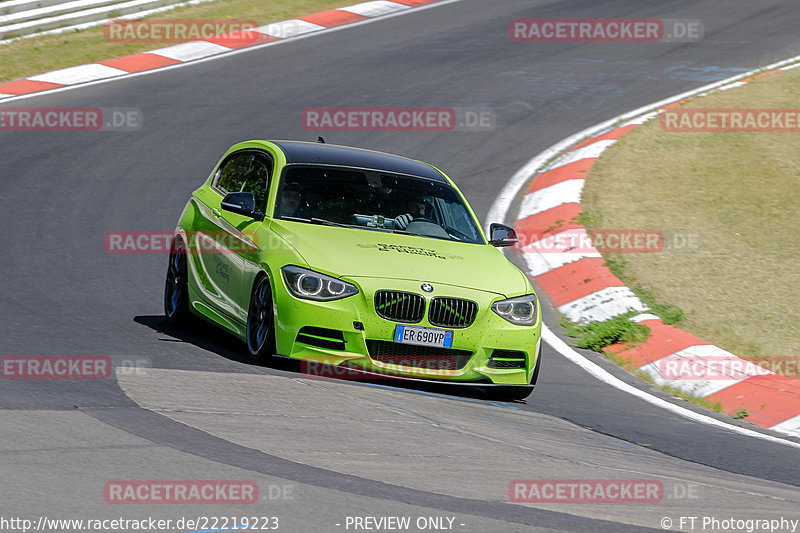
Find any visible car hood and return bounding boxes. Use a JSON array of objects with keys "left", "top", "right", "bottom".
[{"left": 270, "top": 220, "right": 529, "bottom": 297}]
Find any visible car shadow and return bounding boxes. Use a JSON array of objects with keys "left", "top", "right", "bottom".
[
  {"left": 134, "top": 315, "right": 509, "bottom": 403},
  {"left": 135, "top": 314, "right": 263, "bottom": 368}
]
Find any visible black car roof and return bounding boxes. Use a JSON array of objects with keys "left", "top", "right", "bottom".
[{"left": 271, "top": 140, "right": 447, "bottom": 182}]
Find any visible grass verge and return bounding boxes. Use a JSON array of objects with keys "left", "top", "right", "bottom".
[
  {"left": 579, "top": 211, "right": 686, "bottom": 326},
  {"left": 559, "top": 313, "right": 750, "bottom": 416},
  {"left": 0, "top": 0, "right": 353, "bottom": 83},
  {"left": 561, "top": 311, "right": 651, "bottom": 352},
  {"left": 582, "top": 66, "right": 800, "bottom": 365}
]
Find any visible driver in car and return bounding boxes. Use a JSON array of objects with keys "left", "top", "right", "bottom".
[
  {"left": 394, "top": 197, "right": 433, "bottom": 230},
  {"left": 279, "top": 181, "right": 304, "bottom": 218}
]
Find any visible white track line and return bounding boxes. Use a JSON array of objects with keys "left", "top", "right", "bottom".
[
  {"left": 518, "top": 179, "right": 584, "bottom": 218},
  {"left": 487, "top": 54, "right": 800, "bottom": 448},
  {"left": 557, "top": 286, "right": 646, "bottom": 324},
  {"left": 543, "top": 325, "right": 800, "bottom": 449},
  {"left": 341, "top": 1, "right": 411, "bottom": 17},
  {"left": 543, "top": 139, "right": 617, "bottom": 171},
  {"left": 28, "top": 63, "right": 127, "bottom": 84},
  {"left": 257, "top": 19, "right": 325, "bottom": 38}
]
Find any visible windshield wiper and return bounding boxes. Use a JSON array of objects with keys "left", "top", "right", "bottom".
[
  {"left": 311, "top": 217, "right": 352, "bottom": 227},
  {"left": 282, "top": 216, "right": 350, "bottom": 227},
  {"left": 392, "top": 228, "right": 424, "bottom": 236},
  {"left": 284, "top": 216, "right": 392, "bottom": 232},
  {"left": 393, "top": 228, "right": 454, "bottom": 242}
]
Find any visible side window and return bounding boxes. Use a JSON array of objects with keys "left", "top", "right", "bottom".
[{"left": 214, "top": 151, "right": 272, "bottom": 211}]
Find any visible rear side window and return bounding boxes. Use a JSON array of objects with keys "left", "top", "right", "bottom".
[{"left": 214, "top": 151, "right": 272, "bottom": 210}]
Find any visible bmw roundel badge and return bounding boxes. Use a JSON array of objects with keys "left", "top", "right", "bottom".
[{"left": 421, "top": 283, "right": 433, "bottom": 293}]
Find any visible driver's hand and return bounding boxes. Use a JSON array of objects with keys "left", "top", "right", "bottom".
[{"left": 394, "top": 213, "right": 413, "bottom": 229}]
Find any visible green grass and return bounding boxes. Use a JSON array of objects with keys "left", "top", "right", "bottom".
[
  {"left": 603, "top": 255, "right": 685, "bottom": 326},
  {"left": 0, "top": 0, "right": 353, "bottom": 83},
  {"left": 661, "top": 384, "right": 724, "bottom": 413},
  {"left": 562, "top": 313, "right": 729, "bottom": 414},
  {"left": 582, "top": 66, "right": 800, "bottom": 366},
  {"left": 561, "top": 311, "right": 651, "bottom": 352},
  {"left": 732, "top": 407, "right": 751, "bottom": 420},
  {"left": 578, "top": 210, "right": 686, "bottom": 326}
]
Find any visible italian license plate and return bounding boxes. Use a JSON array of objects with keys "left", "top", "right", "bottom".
[{"left": 393, "top": 325, "right": 453, "bottom": 348}]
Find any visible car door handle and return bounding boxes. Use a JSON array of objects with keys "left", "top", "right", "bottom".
[{"left": 212, "top": 208, "right": 222, "bottom": 218}]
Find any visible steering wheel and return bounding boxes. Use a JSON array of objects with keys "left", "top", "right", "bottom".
[{"left": 408, "top": 217, "right": 438, "bottom": 225}]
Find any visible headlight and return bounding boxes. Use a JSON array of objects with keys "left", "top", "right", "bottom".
[
  {"left": 281, "top": 265, "right": 358, "bottom": 301},
  {"left": 492, "top": 294, "right": 538, "bottom": 326}
]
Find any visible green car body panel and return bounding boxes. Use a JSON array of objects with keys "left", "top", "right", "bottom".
[{"left": 170, "top": 140, "right": 542, "bottom": 388}]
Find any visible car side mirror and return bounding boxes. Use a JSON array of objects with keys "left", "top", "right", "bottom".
[
  {"left": 489, "top": 223, "right": 518, "bottom": 247},
  {"left": 221, "top": 192, "right": 264, "bottom": 220}
]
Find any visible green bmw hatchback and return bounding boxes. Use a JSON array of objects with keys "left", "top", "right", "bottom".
[{"left": 165, "top": 140, "right": 542, "bottom": 400}]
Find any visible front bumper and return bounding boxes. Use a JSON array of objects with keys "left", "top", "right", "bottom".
[{"left": 273, "top": 276, "right": 541, "bottom": 386}]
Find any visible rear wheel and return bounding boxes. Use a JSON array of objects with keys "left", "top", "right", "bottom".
[
  {"left": 164, "top": 237, "right": 190, "bottom": 324},
  {"left": 246, "top": 275, "right": 275, "bottom": 364}
]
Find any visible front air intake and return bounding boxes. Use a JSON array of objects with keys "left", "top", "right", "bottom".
[
  {"left": 487, "top": 349, "right": 527, "bottom": 369},
  {"left": 296, "top": 326, "right": 346, "bottom": 350},
  {"left": 366, "top": 340, "right": 473, "bottom": 370}
]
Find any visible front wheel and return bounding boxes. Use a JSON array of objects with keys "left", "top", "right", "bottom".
[
  {"left": 246, "top": 275, "right": 276, "bottom": 364},
  {"left": 164, "top": 237, "right": 190, "bottom": 324}
]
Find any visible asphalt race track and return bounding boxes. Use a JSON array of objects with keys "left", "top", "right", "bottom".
[{"left": 2, "top": 1, "right": 800, "bottom": 531}]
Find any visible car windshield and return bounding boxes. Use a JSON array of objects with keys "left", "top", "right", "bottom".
[{"left": 274, "top": 165, "right": 485, "bottom": 244}]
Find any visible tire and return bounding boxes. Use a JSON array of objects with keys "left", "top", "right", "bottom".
[
  {"left": 486, "top": 348, "right": 542, "bottom": 402},
  {"left": 246, "top": 275, "right": 276, "bottom": 364},
  {"left": 164, "top": 237, "right": 190, "bottom": 324}
]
